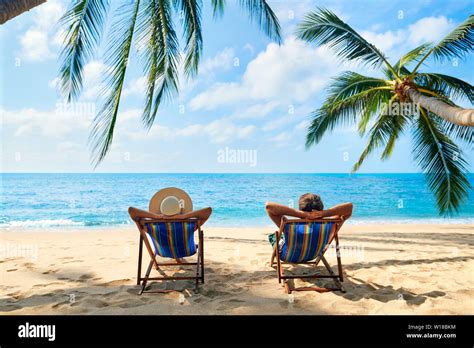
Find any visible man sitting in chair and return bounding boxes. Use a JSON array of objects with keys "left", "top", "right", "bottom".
[{"left": 265, "top": 193, "right": 353, "bottom": 246}]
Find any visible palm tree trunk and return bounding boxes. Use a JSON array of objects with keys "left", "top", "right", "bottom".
[
  {"left": 406, "top": 87, "right": 474, "bottom": 126},
  {"left": 0, "top": 0, "right": 46, "bottom": 25}
]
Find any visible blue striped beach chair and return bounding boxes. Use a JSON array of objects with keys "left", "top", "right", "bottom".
[
  {"left": 132, "top": 218, "right": 204, "bottom": 294},
  {"left": 270, "top": 217, "right": 346, "bottom": 293}
]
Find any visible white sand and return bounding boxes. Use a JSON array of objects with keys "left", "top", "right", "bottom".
[{"left": 1, "top": 224, "right": 473, "bottom": 314}]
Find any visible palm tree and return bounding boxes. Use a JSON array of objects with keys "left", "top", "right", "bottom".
[
  {"left": 59, "top": 0, "right": 281, "bottom": 165},
  {"left": 0, "top": 0, "right": 46, "bottom": 24},
  {"left": 297, "top": 9, "right": 473, "bottom": 215}
]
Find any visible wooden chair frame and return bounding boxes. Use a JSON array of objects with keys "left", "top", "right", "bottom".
[
  {"left": 134, "top": 217, "right": 204, "bottom": 295},
  {"left": 270, "top": 217, "right": 346, "bottom": 294}
]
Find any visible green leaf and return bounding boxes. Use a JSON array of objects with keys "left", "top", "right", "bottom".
[
  {"left": 177, "top": 0, "right": 203, "bottom": 78},
  {"left": 239, "top": 0, "right": 282, "bottom": 43},
  {"left": 296, "top": 8, "right": 392, "bottom": 70},
  {"left": 394, "top": 43, "right": 432, "bottom": 74},
  {"left": 352, "top": 111, "right": 410, "bottom": 172},
  {"left": 211, "top": 0, "right": 225, "bottom": 17},
  {"left": 89, "top": 0, "right": 141, "bottom": 166},
  {"left": 412, "top": 111, "right": 471, "bottom": 215},
  {"left": 415, "top": 73, "right": 474, "bottom": 104},
  {"left": 431, "top": 15, "right": 474, "bottom": 62},
  {"left": 59, "top": 0, "right": 110, "bottom": 101}
]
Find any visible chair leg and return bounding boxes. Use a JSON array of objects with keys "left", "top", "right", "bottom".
[
  {"left": 270, "top": 247, "right": 276, "bottom": 267},
  {"left": 195, "top": 251, "right": 201, "bottom": 291},
  {"left": 137, "top": 235, "right": 143, "bottom": 285},
  {"left": 335, "top": 234, "right": 343, "bottom": 282},
  {"left": 321, "top": 255, "right": 345, "bottom": 293},
  {"left": 139, "top": 260, "right": 154, "bottom": 295}
]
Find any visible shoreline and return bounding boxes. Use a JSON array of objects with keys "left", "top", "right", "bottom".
[{"left": 1, "top": 219, "right": 473, "bottom": 231}]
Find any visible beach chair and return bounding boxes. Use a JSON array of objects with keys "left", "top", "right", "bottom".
[
  {"left": 133, "top": 217, "right": 204, "bottom": 294},
  {"left": 270, "top": 216, "right": 346, "bottom": 294}
]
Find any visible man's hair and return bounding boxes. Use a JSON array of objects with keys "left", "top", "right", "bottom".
[{"left": 298, "top": 193, "right": 324, "bottom": 212}]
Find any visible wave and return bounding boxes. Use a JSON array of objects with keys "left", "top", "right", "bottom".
[{"left": 1, "top": 219, "right": 85, "bottom": 228}]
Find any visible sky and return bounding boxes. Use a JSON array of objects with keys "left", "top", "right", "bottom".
[{"left": 0, "top": 0, "right": 473, "bottom": 173}]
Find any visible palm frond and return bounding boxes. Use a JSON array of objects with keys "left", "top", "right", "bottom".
[
  {"left": 89, "top": 0, "right": 141, "bottom": 166},
  {"left": 415, "top": 73, "right": 474, "bottom": 104},
  {"left": 59, "top": 0, "right": 110, "bottom": 101},
  {"left": 211, "top": 0, "right": 225, "bottom": 17},
  {"left": 394, "top": 43, "right": 432, "bottom": 75},
  {"left": 352, "top": 111, "right": 410, "bottom": 172},
  {"left": 440, "top": 119, "right": 474, "bottom": 145},
  {"left": 239, "top": 0, "right": 281, "bottom": 43},
  {"left": 143, "top": 0, "right": 180, "bottom": 128},
  {"left": 306, "top": 72, "right": 392, "bottom": 148},
  {"left": 296, "top": 8, "right": 395, "bottom": 74},
  {"left": 431, "top": 15, "right": 474, "bottom": 62},
  {"left": 136, "top": 0, "right": 180, "bottom": 129},
  {"left": 411, "top": 15, "right": 474, "bottom": 74},
  {"left": 412, "top": 110, "right": 471, "bottom": 215},
  {"left": 178, "top": 0, "right": 203, "bottom": 78}
]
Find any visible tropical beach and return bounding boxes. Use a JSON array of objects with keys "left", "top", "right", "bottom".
[{"left": 1, "top": 0, "right": 473, "bottom": 336}]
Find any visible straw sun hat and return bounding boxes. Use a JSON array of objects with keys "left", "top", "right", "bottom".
[{"left": 149, "top": 187, "right": 193, "bottom": 216}]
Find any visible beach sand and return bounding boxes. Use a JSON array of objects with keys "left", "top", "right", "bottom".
[{"left": 1, "top": 224, "right": 473, "bottom": 315}]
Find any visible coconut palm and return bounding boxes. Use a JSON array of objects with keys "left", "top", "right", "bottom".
[
  {"left": 58, "top": 0, "right": 281, "bottom": 165},
  {"left": 297, "top": 9, "right": 473, "bottom": 215}
]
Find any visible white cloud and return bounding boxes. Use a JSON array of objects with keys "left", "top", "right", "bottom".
[
  {"left": 407, "top": 16, "right": 453, "bottom": 45},
  {"left": 230, "top": 100, "right": 281, "bottom": 120},
  {"left": 82, "top": 60, "right": 109, "bottom": 99},
  {"left": 200, "top": 47, "right": 235, "bottom": 75},
  {"left": 1, "top": 107, "right": 90, "bottom": 138},
  {"left": 269, "top": 131, "right": 292, "bottom": 145},
  {"left": 125, "top": 118, "right": 256, "bottom": 145},
  {"left": 123, "top": 76, "right": 147, "bottom": 97},
  {"left": 190, "top": 36, "right": 341, "bottom": 111},
  {"left": 361, "top": 16, "right": 454, "bottom": 62},
  {"left": 18, "top": 0, "right": 65, "bottom": 62},
  {"left": 20, "top": 29, "right": 53, "bottom": 61}
]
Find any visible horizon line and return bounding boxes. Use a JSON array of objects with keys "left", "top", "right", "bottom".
[{"left": 2, "top": 172, "right": 474, "bottom": 175}]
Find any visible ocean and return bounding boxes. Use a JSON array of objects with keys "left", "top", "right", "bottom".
[{"left": 1, "top": 173, "right": 473, "bottom": 228}]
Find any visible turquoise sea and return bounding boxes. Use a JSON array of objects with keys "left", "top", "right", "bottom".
[{"left": 1, "top": 173, "right": 473, "bottom": 228}]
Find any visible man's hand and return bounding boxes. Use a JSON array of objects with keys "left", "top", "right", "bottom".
[{"left": 305, "top": 210, "right": 324, "bottom": 219}]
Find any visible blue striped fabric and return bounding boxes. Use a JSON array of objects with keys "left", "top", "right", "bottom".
[
  {"left": 280, "top": 222, "right": 334, "bottom": 263},
  {"left": 145, "top": 221, "right": 197, "bottom": 258}
]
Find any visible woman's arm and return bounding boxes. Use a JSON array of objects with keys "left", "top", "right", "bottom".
[
  {"left": 128, "top": 206, "right": 163, "bottom": 221},
  {"left": 321, "top": 202, "right": 353, "bottom": 220},
  {"left": 265, "top": 201, "right": 308, "bottom": 227},
  {"left": 128, "top": 206, "right": 212, "bottom": 226}
]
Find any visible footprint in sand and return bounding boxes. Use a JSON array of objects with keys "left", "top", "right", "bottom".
[
  {"left": 100, "top": 279, "right": 131, "bottom": 287},
  {"left": 64, "top": 260, "right": 84, "bottom": 264},
  {"left": 78, "top": 273, "right": 95, "bottom": 281},
  {"left": 6, "top": 268, "right": 17, "bottom": 272},
  {"left": 72, "top": 299, "right": 109, "bottom": 308},
  {"left": 33, "top": 281, "right": 65, "bottom": 288}
]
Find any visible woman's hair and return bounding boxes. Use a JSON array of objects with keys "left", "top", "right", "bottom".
[{"left": 298, "top": 193, "right": 324, "bottom": 212}]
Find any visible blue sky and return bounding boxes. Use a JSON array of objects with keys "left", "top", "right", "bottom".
[{"left": 0, "top": 0, "right": 473, "bottom": 173}]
